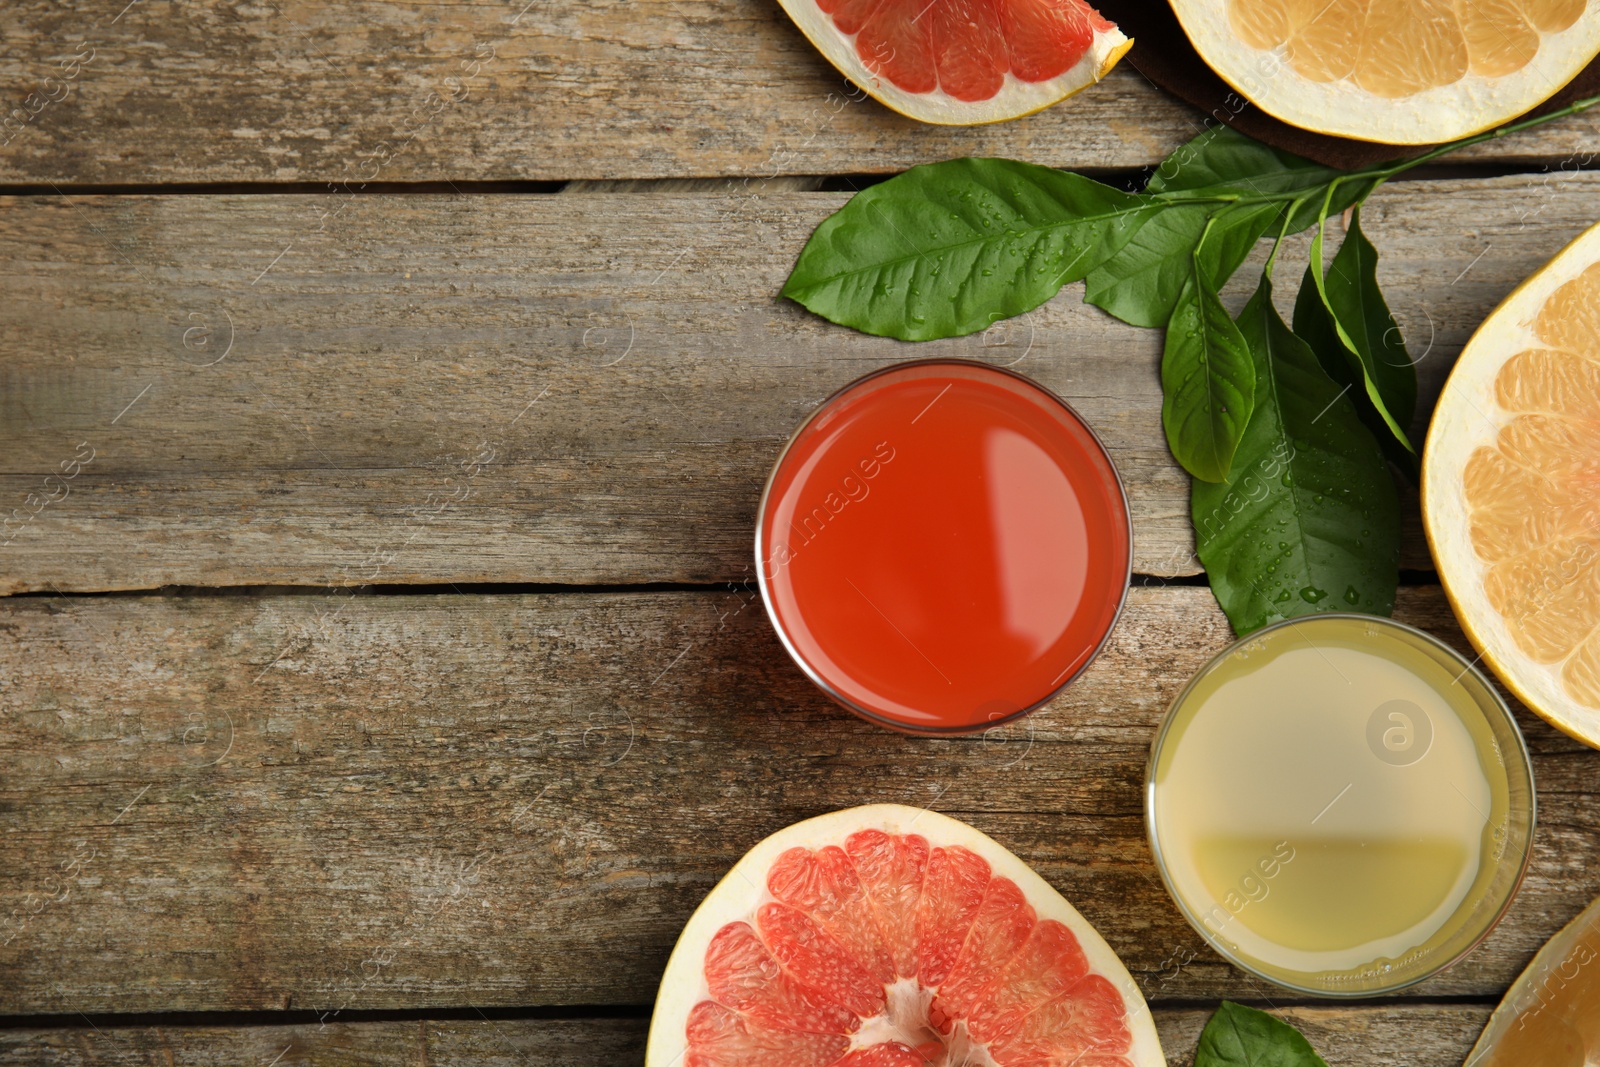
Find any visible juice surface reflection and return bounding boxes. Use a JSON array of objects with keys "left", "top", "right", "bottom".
[{"left": 759, "top": 362, "right": 1131, "bottom": 731}]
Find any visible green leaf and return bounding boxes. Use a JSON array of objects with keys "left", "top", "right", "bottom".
[
  {"left": 1148, "top": 125, "right": 1339, "bottom": 198},
  {"left": 1325, "top": 206, "right": 1418, "bottom": 428},
  {"left": 1197, "top": 203, "right": 1284, "bottom": 292},
  {"left": 1088, "top": 125, "right": 1332, "bottom": 328},
  {"left": 1194, "top": 273, "right": 1400, "bottom": 635},
  {"left": 1297, "top": 205, "right": 1418, "bottom": 470},
  {"left": 781, "top": 158, "right": 1152, "bottom": 341},
  {"left": 1084, "top": 204, "right": 1211, "bottom": 327},
  {"left": 1162, "top": 253, "right": 1256, "bottom": 483},
  {"left": 1284, "top": 179, "right": 1376, "bottom": 234},
  {"left": 1195, "top": 1001, "right": 1331, "bottom": 1067},
  {"left": 1144, "top": 124, "right": 1373, "bottom": 233},
  {"left": 1085, "top": 202, "right": 1277, "bottom": 328}
]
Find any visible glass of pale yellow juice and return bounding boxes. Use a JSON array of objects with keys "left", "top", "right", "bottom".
[{"left": 1146, "top": 614, "right": 1536, "bottom": 996}]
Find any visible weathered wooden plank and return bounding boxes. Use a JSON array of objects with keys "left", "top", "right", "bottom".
[
  {"left": 2, "top": 173, "right": 1598, "bottom": 592},
  {"left": 0, "top": 1018, "right": 647, "bottom": 1067},
  {"left": 1, "top": 585, "right": 1594, "bottom": 1013},
  {"left": 0, "top": 1005, "right": 1493, "bottom": 1066},
  {"left": 1155, "top": 1005, "right": 1493, "bottom": 1067},
  {"left": 4, "top": 0, "right": 1596, "bottom": 186}
]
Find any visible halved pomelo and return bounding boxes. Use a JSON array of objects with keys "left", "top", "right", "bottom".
[
  {"left": 1423, "top": 219, "right": 1600, "bottom": 748},
  {"left": 1465, "top": 890, "right": 1600, "bottom": 1065},
  {"left": 646, "top": 804, "right": 1162, "bottom": 1067},
  {"left": 1169, "top": 0, "right": 1600, "bottom": 144},
  {"left": 776, "top": 0, "right": 1132, "bottom": 124}
]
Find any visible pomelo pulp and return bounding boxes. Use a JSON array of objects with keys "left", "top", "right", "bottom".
[{"left": 645, "top": 804, "right": 1164, "bottom": 1067}]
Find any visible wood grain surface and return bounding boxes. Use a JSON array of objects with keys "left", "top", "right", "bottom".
[
  {"left": 2, "top": 585, "right": 1594, "bottom": 1017},
  {"left": 5, "top": 0, "right": 1599, "bottom": 186},
  {"left": 3, "top": 171, "right": 1599, "bottom": 593},
  {"left": 8, "top": 4, "right": 1600, "bottom": 1056},
  {"left": 0, "top": 1004, "right": 1493, "bottom": 1066}
]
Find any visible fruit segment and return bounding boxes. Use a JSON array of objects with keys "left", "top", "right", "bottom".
[
  {"left": 688, "top": 833, "right": 1134, "bottom": 1067},
  {"left": 812, "top": 0, "right": 1118, "bottom": 101},
  {"left": 916, "top": 847, "right": 993, "bottom": 986},
  {"left": 998, "top": 0, "right": 1102, "bottom": 82},
  {"left": 704, "top": 922, "right": 862, "bottom": 1035},
  {"left": 964, "top": 920, "right": 1093, "bottom": 1042},
  {"left": 1461, "top": 250, "right": 1600, "bottom": 710},
  {"left": 845, "top": 829, "right": 929, "bottom": 979},
  {"left": 1536, "top": 262, "right": 1600, "bottom": 355},
  {"left": 985, "top": 975, "right": 1132, "bottom": 1065},
  {"left": 928, "top": 876, "right": 1036, "bottom": 1030},
  {"left": 769, "top": 846, "right": 897, "bottom": 985},
  {"left": 1466, "top": 894, "right": 1600, "bottom": 1065},
  {"left": 1224, "top": 0, "right": 1588, "bottom": 95},
  {"left": 835, "top": 1043, "right": 935, "bottom": 1066},
  {"left": 686, "top": 1002, "right": 851, "bottom": 1067},
  {"left": 757, "top": 903, "right": 887, "bottom": 1017}
]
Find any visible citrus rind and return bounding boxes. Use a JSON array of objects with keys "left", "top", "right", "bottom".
[
  {"left": 1423, "top": 218, "right": 1600, "bottom": 749},
  {"left": 644, "top": 803, "right": 1163, "bottom": 1067},
  {"left": 1464, "top": 889, "right": 1600, "bottom": 1063},
  {"left": 774, "top": 0, "right": 1132, "bottom": 126},
  {"left": 1168, "top": 0, "right": 1600, "bottom": 144}
]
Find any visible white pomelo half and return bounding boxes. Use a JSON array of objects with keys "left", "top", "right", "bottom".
[
  {"left": 1169, "top": 0, "right": 1600, "bottom": 144},
  {"left": 646, "top": 804, "right": 1163, "bottom": 1067},
  {"left": 1465, "top": 889, "right": 1600, "bottom": 1064},
  {"left": 1423, "top": 220, "right": 1600, "bottom": 748},
  {"left": 775, "top": 0, "right": 1132, "bottom": 126}
]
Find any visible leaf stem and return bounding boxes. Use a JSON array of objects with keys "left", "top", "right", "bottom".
[
  {"left": 1265, "top": 195, "right": 1306, "bottom": 279},
  {"left": 1373, "top": 91, "right": 1600, "bottom": 179},
  {"left": 1193, "top": 212, "right": 1219, "bottom": 260},
  {"left": 1151, "top": 91, "right": 1600, "bottom": 213}
]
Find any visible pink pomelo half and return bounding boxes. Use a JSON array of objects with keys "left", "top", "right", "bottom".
[
  {"left": 777, "top": 0, "right": 1131, "bottom": 124},
  {"left": 646, "top": 804, "right": 1163, "bottom": 1067}
]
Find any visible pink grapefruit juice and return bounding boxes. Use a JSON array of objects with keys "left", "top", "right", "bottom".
[{"left": 757, "top": 360, "right": 1131, "bottom": 733}]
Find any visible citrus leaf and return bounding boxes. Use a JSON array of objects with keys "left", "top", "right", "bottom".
[
  {"left": 1284, "top": 179, "right": 1376, "bottom": 235},
  {"left": 1194, "top": 273, "right": 1400, "bottom": 635},
  {"left": 1195, "top": 1001, "right": 1331, "bottom": 1067},
  {"left": 1087, "top": 125, "right": 1333, "bottom": 328},
  {"left": 1086, "top": 201, "right": 1277, "bottom": 328},
  {"left": 1197, "top": 202, "right": 1284, "bottom": 291},
  {"left": 1325, "top": 206, "right": 1418, "bottom": 427},
  {"left": 1292, "top": 270, "right": 1403, "bottom": 464},
  {"left": 1148, "top": 124, "right": 1339, "bottom": 198},
  {"left": 781, "top": 158, "right": 1153, "bottom": 341},
  {"left": 1084, "top": 204, "right": 1211, "bottom": 327},
  {"left": 1298, "top": 205, "right": 1418, "bottom": 473},
  {"left": 1144, "top": 124, "right": 1373, "bottom": 233},
  {"left": 1162, "top": 255, "right": 1256, "bottom": 482}
]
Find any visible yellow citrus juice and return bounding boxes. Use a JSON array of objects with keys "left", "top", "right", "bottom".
[{"left": 1147, "top": 615, "right": 1535, "bottom": 994}]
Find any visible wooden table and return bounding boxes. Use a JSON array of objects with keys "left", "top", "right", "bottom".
[{"left": 3, "top": 2, "right": 1598, "bottom": 1064}]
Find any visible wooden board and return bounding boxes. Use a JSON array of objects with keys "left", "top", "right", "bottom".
[
  {"left": 2, "top": 584, "right": 1594, "bottom": 1015},
  {"left": 0, "top": 1004, "right": 1493, "bottom": 1066},
  {"left": 0, "top": 1018, "right": 648, "bottom": 1067},
  {"left": 4, "top": 172, "right": 1600, "bottom": 593},
  {"left": 4, "top": 1, "right": 1598, "bottom": 184}
]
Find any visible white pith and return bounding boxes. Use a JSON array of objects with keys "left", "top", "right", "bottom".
[
  {"left": 1169, "top": 0, "right": 1600, "bottom": 144},
  {"left": 1422, "top": 218, "right": 1600, "bottom": 749},
  {"left": 774, "top": 0, "right": 1131, "bottom": 125},
  {"left": 853, "top": 979, "right": 998, "bottom": 1066},
  {"left": 644, "top": 803, "right": 1164, "bottom": 1067}
]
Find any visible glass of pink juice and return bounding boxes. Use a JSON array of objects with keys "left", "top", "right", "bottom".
[{"left": 757, "top": 360, "right": 1132, "bottom": 734}]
